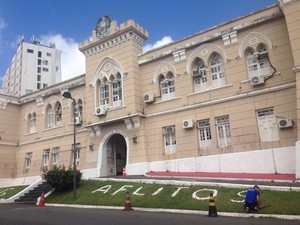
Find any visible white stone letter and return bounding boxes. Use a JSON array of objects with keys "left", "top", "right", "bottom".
[
  {"left": 92, "top": 185, "right": 112, "bottom": 194},
  {"left": 133, "top": 187, "right": 145, "bottom": 196},
  {"left": 192, "top": 189, "right": 218, "bottom": 200},
  {"left": 112, "top": 185, "right": 133, "bottom": 195},
  {"left": 230, "top": 190, "right": 247, "bottom": 203},
  {"left": 171, "top": 187, "right": 189, "bottom": 197},
  {"left": 152, "top": 187, "right": 164, "bottom": 196}
]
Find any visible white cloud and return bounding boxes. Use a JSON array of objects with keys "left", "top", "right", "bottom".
[
  {"left": 35, "top": 34, "right": 172, "bottom": 81},
  {"left": 0, "top": 18, "right": 6, "bottom": 30},
  {"left": 0, "top": 18, "right": 6, "bottom": 49},
  {"left": 143, "top": 36, "right": 173, "bottom": 52},
  {"left": 39, "top": 34, "right": 85, "bottom": 81}
]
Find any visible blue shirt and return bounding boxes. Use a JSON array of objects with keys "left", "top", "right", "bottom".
[{"left": 245, "top": 188, "right": 260, "bottom": 203}]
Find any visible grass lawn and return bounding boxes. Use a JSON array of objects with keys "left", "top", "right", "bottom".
[
  {"left": 0, "top": 185, "right": 28, "bottom": 199},
  {"left": 45, "top": 180, "right": 300, "bottom": 215}
]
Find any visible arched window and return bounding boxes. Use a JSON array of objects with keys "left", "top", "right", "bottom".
[
  {"left": 27, "top": 112, "right": 37, "bottom": 133},
  {"left": 246, "top": 44, "right": 271, "bottom": 79},
  {"left": 55, "top": 103, "right": 62, "bottom": 126},
  {"left": 46, "top": 102, "right": 62, "bottom": 129},
  {"left": 257, "top": 44, "right": 271, "bottom": 75},
  {"left": 74, "top": 99, "right": 83, "bottom": 125},
  {"left": 112, "top": 73, "right": 122, "bottom": 107},
  {"left": 210, "top": 53, "right": 225, "bottom": 88},
  {"left": 47, "top": 105, "right": 54, "bottom": 128},
  {"left": 192, "top": 58, "right": 208, "bottom": 92},
  {"left": 29, "top": 112, "right": 37, "bottom": 133},
  {"left": 99, "top": 77, "right": 109, "bottom": 106},
  {"left": 160, "top": 72, "right": 175, "bottom": 101},
  {"left": 76, "top": 99, "right": 83, "bottom": 117},
  {"left": 97, "top": 72, "right": 123, "bottom": 109},
  {"left": 246, "top": 48, "right": 257, "bottom": 78}
]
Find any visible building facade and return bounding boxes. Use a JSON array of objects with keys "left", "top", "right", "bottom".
[
  {"left": 0, "top": 0, "right": 300, "bottom": 186},
  {"left": 1, "top": 37, "right": 62, "bottom": 97}
]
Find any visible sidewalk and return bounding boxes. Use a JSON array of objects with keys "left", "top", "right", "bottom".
[
  {"left": 145, "top": 171, "right": 296, "bottom": 181},
  {"left": 143, "top": 171, "right": 300, "bottom": 187}
]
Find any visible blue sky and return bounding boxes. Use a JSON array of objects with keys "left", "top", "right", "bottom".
[{"left": 0, "top": 0, "right": 276, "bottom": 89}]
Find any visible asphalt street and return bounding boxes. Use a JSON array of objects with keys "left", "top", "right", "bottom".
[{"left": 0, "top": 204, "right": 299, "bottom": 225}]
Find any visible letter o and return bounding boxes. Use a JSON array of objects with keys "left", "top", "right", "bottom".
[{"left": 192, "top": 188, "right": 218, "bottom": 201}]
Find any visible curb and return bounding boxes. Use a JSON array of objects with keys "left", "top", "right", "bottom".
[{"left": 45, "top": 203, "right": 300, "bottom": 221}]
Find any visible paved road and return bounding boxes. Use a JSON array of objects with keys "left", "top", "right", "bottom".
[{"left": 0, "top": 204, "right": 299, "bottom": 225}]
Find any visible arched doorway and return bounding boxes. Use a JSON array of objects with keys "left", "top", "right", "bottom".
[{"left": 106, "top": 133, "right": 127, "bottom": 176}]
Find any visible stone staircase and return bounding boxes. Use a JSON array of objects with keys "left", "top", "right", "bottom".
[{"left": 14, "top": 181, "right": 53, "bottom": 204}]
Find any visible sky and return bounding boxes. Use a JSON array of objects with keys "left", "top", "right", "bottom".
[{"left": 0, "top": 0, "right": 277, "bottom": 89}]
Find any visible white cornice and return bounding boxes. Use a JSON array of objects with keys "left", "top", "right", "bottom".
[
  {"left": 19, "top": 129, "right": 87, "bottom": 146},
  {"left": 146, "top": 82, "right": 296, "bottom": 118},
  {"left": 293, "top": 66, "right": 300, "bottom": 73},
  {"left": 82, "top": 32, "right": 145, "bottom": 57},
  {"left": 139, "top": 7, "right": 281, "bottom": 65}
]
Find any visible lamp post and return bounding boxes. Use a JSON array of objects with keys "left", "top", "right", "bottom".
[{"left": 62, "top": 91, "right": 77, "bottom": 201}]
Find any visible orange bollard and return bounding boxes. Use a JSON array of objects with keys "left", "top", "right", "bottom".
[
  {"left": 38, "top": 192, "right": 45, "bottom": 207},
  {"left": 208, "top": 192, "right": 218, "bottom": 217},
  {"left": 123, "top": 192, "right": 133, "bottom": 211},
  {"left": 122, "top": 167, "right": 126, "bottom": 176}
]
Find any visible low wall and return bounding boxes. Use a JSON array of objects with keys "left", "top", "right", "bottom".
[
  {"left": 296, "top": 141, "right": 300, "bottom": 179},
  {"left": 133, "top": 147, "right": 296, "bottom": 175},
  {"left": 0, "top": 176, "right": 41, "bottom": 188},
  {"left": 1, "top": 146, "right": 296, "bottom": 187},
  {"left": 87, "top": 147, "right": 296, "bottom": 177}
]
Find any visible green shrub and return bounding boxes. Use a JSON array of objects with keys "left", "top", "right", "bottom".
[{"left": 42, "top": 165, "right": 82, "bottom": 191}]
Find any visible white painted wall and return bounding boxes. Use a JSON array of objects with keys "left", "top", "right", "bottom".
[
  {"left": 0, "top": 176, "right": 41, "bottom": 188},
  {"left": 296, "top": 141, "right": 300, "bottom": 179},
  {"left": 0, "top": 146, "right": 296, "bottom": 187},
  {"left": 133, "top": 147, "right": 296, "bottom": 175}
]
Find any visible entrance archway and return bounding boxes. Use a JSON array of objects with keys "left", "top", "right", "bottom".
[{"left": 106, "top": 133, "right": 127, "bottom": 176}]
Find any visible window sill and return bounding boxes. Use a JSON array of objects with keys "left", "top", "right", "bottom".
[
  {"left": 24, "top": 131, "right": 38, "bottom": 136},
  {"left": 188, "top": 84, "right": 233, "bottom": 97},
  {"left": 107, "top": 105, "right": 126, "bottom": 112},
  {"left": 94, "top": 105, "right": 126, "bottom": 115},
  {"left": 154, "top": 97, "right": 181, "bottom": 105},
  {"left": 42, "top": 125, "right": 63, "bottom": 132}
]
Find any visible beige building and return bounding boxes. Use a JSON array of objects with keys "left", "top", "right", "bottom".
[{"left": 1, "top": 0, "right": 300, "bottom": 186}]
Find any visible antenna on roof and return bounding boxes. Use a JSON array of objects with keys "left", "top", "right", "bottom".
[
  {"left": 18, "top": 35, "right": 25, "bottom": 46},
  {"left": 31, "top": 35, "right": 35, "bottom": 43},
  {"left": 31, "top": 35, "right": 40, "bottom": 45}
]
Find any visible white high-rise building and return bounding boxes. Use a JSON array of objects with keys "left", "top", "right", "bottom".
[{"left": 1, "top": 36, "right": 61, "bottom": 96}]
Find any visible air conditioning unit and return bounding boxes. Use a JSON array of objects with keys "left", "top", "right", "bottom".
[
  {"left": 254, "top": 52, "right": 269, "bottom": 61},
  {"left": 278, "top": 118, "right": 293, "bottom": 128},
  {"left": 95, "top": 106, "right": 106, "bottom": 116},
  {"left": 182, "top": 119, "right": 194, "bottom": 129},
  {"left": 144, "top": 92, "right": 155, "bottom": 103},
  {"left": 250, "top": 76, "right": 264, "bottom": 86},
  {"left": 75, "top": 116, "right": 82, "bottom": 125},
  {"left": 192, "top": 69, "right": 205, "bottom": 77}
]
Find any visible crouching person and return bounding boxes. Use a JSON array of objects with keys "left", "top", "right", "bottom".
[{"left": 244, "top": 185, "right": 262, "bottom": 213}]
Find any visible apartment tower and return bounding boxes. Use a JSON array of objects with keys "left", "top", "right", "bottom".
[{"left": 1, "top": 36, "right": 61, "bottom": 96}]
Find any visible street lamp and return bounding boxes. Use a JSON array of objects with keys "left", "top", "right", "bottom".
[{"left": 62, "top": 91, "right": 77, "bottom": 201}]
